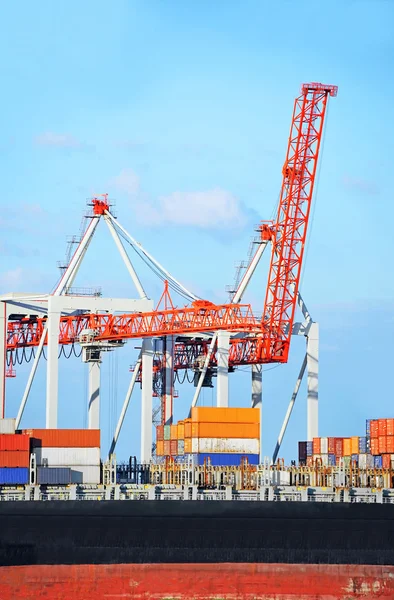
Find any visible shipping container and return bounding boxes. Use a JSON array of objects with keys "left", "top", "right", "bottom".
[
  {"left": 334, "top": 438, "right": 343, "bottom": 457},
  {"left": 191, "top": 438, "right": 259, "bottom": 454},
  {"left": 24, "top": 429, "right": 100, "bottom": 448},
  {"left": 0, "top": 434, "right": 30, "bottom": 451},
  {"left": 312, "top": 438, "right": 321, "bottom": 455},
  {"left": 343, "top": 438, "right": 351, "bottom": 457},
  {"left": 170, "top": 440, "right": 178, "bottom": 456},
  {"left": 191, "top": 422, "right": 260, "bottom": 439},
  {"left": 37, "top": 467, "right": 71, "bottom": 485},
  {"left": 320, "top": 454, "right": 328, "bottom": 466},
  {"left": 0, "top": 467, "right": 29, "bottom": 485},
  {"left": 0, "top": 419, "right": 16, "bottom": 434},
  {"left": 190, "top": 453, "right": 259, "bottom": 466},
  {"left": 320, "top": 438, "right": 328, "bottom": 454},
  {"left": 371, "top": 437, "right": 379, "bottom": 455},
  {"left": 70, "top": 466, "right": 100, "bottom": 484},
  {"left": 184, "top": 438, "right": 192, "bottom": 454},
  {"left": 0, "top": 450, "right": 29, "bottom": 468},
  {"left": 328, "top": 454, "right": 336, "bottom": 466},
  {"left": 382, "top": 454, "right": 391, "bottom": 470},
  {"left": 163, "top": 441, "right": 170, "bottom": 456},
  {"left": 351, "top": 454, "right": 359, "bottom": 465},
  {"left": 177, "top": 440, "right": 185, "bottom": 455},
  {"left": 374, "top": 455, "right": 383, "bottom": 469},
  {"left": 379, "top": 436, "right": 387, "bottom": 454},
  {"left": 366, "top": 419, "right": 371, "bottom": 436},
  {"left": 387, "top": 419, "right": 394, "bottom": 436},
  {"left": 366, "top": 454, "right": 374, "bottom": 468},
  {"left": 177, "top": 421, "right": 185, "bottom": 440},
  {"left": 343, "top": 456, "right": 351, "bottom": 468},
  {"left": 370, "top": 420, "right": 379, "bottom": 438},
  {"left": 191, "top": 407, "right": 260, "bottom": 424},
  {"left": 358, "top": 436, "right": 367, "bottom": 454},
  {"left": 306, "top": 441, "right": 313, "bottom": 457},
  {"left": 358, "top": 454, "right": 367, "bottom": 469},
  {"left": 351, "top": 436, "right": 359, "bottom": 455},
  {"left": 170, "top": 425, "right": 178, "bottom": 440},
  {"left": 156, "top": 426, "right": 164, "bottom": 442},
  {"left": 184, "top": 419, "right": 192, "bottom": 439},
  {"left": 163, "top": 426, "right": 171, "bottom": 441},
  {"left": 387, "top": 436, "right": 394, "bottom": 454},
  {"left": 328, "top": 437, "right": 335, "bottom": 454},
  {"left": 378, "top": 419, "right": 387, "bottom": 437},
  {"left": 298, "top": 441, "right": 307, "bottom": 461},
  {"left": 33, "top": 447, "right": 100, "bottom": 467},
  {"left": 306, "top": 456, "right": 314, "bottom": 467},
  {"left": 156, "top": 441, "right": 164, "bottom": 456}
]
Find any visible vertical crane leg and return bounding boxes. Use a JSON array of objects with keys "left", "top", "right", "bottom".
[
  {"left": 88, "top": 362, "right": 100, "bottom": 429},
  {"left": 217, "top": 331, "right": 230, "bottom": 407},
  {"left": 0, "top": 304, "right": 7, "bottom": 418},
  {"left": 163, "top": 335, "right": 174, "bottom": 425},
  {"left": 46, "top": 306, "right": 60, "bottom": 428},
  {"left": 141, "top": 338, "right": 153, "bottom": 462},
  {"left": 251, "top": 364, "right": 262, "bottom": 460},
  {"left": 307, "top": 322, "right": 319, "bottom": 441}
]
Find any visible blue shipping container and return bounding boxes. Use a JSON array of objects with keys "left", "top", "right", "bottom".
[
  {"left": 351, "top": 454, "right": 359, "bottom": 465},
  {"left": 358, "top": 437, "right": 367, "bottom": 453},
  {"left": 328, "top": 454, "right": 336, "bottom": 466},
  {"left": 37, "top": 467, "right": 71, "bottom": 485},
  {"left": 374, "top": 456, "right": 383, "bottom": 469},
  {"left": 366, "top": 419, "right": 371, "bottom": 436},
  {"left": 306, "top": 442, "right": 313, "bottom": 457},
  {"left": 191, "top": 453, "right": 259, "bottom": 466},
  {"left": 0, "top": 467, "right": 29, "bottom": 485}
]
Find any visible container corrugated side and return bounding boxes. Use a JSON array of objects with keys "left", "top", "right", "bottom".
[
  {"left": 191, "top": 407, "right": 260, "bottom": 424},
  {"left": 23, "top": 429, "right": 100, "bottom": 448},
  {"left": 378, "top": 419, "right": 387, "bottom": 436},
  {"left": 387, "top": 419, "right": 394, "bottom": 436},
  {"left": 328, "top": 437, "right": 335, "bottom": 454},
  {"left": 343, "top": 438, "right": 351, "bottom": 456},
  {"left": 0, "top": 433, "right": 30, "bottom": 451},
  {"left": 0, "top": 419, "right": 16, "bottom": 434},
  {"left": 387, "top": 436, "right": 394, "bottom": 453},
  {"left": 320, "top": 438, "right": 328, "bottom": 454},
  {"left": 32, "top": 447, "right": 100, "bottom": 466},
  {"left": 156, "top": 426, "right": 164, "bottom": 441},
  {"left": 184, "top": 438, "right": 192, "bottom": 454},
  {"left": 177, "top": 421, "right": 185, "bottom": 439},
  {"left": 163, "top": 425, "right": 171, "bottom": 441},
  {"left": 191, "top": 438, "right": 259, "bottom": 454},
  {"left": 163, "top": 440, "right": 170, "bottom": 456},
  {"left": 0, "top": 450, "right": 30, "bottom": 467},
  {"left": 170, "top": 425, "right": 178, "bottom": 440},
  {"left": 184, "top": 419, "right": 192, "bottom": 438},
  {"left": 190, "top": 452, "right": 259, "bottom": 466},
  {"left": 156, "top": 440, "right": 164, "bottom": 456},
  {"left": 350, "top": 436, "right": 359, "bottom": 455},
  {"left": 0, "top": 467, "right": 29, "bottom": 484},
  {"left": 382, "top": 454, "right": 391, "bottom": 469},
  {"left": 379, "top": 436, "right": 387, "bottom": 454},
  {"left": 70, "top": 465, "right": 100, "bottom": 484},
  {"left": 191, "top": 422, "right": 260, "bottom": 439},
  {"left": 370, "top": 420, "right": 379, "bottom": 438},
  {"left": 37, "top": 467, "right": 71, "bottom": 485}
]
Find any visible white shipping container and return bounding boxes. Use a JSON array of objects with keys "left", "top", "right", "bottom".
[
  {"left": 320, "top": 454, "right": 329, "bottom": 466},
  {"left": 33, "top": 447, "right": 100, "bottom": 466},
  {"left": 70, "top": 465, "right": 101, "bottom": 484},
  {"left": 192, "top": 438, "right": 260, "bottom": 454},
  {"left": 358, "top": 453, "right": 367, "bottom": 469},
  {"left": 0, "top": 418, "right": 16, "bottom": 434},
  {"left": 320, "top": 438, "right": 328, "bottom": 454}
]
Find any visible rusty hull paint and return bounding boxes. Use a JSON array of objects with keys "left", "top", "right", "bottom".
[{"left": 1, "top": 563, "right": 394, "bottom": 599}]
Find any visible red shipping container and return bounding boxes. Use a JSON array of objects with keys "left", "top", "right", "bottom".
[
  {"left": 0, "top": 434, "right": 30, "bottom": 451},
  {"left": 0, "top": 450, "right": 30, "bottom": 467},
  {"left": 387, "top": 436, "right": 394, "bottom": 454},
  {"left": 170, "top": 440, "right": 178, "bottom": 456},
  {"left": 23, "top": 429, "right": 100, "bottom": 448},
  {"left": 370, "top": 437, "right": 379, "bottom": 455},
  {"left": 382, "top": 454, "right": 391, "bottom": 469},
  {"left": 387, "top": 419, "right": 394, "bottom": 436},
  {"left": 312, "top": 438, "right": 321, "bottom": 455},
  {"left": 328, "top": 437, "right": 336, "bottom": 454},
  {"left": 306, "top": 456, "right": 314, "bottom": 467},
  {"left": 334, "top": 438, "right": 343, "bottom": 457},
  {"left": 378, "top": 419, "right": 387, "bottom": 437},
  {"left": 163, "top": 441, "right": 170, "bottom": 456},
  {"left": 370, "top": 420, "right": 379, "bottom": 438},
  {"left": 379, "top": 436, "right": 387, "bottom": 454},
  {"left": 156, "top": 426, "right": 164, "bottom": 442}
]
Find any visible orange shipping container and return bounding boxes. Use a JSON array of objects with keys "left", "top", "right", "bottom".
[
  {"left": 0, "top": 434, "right": 30, "bottom": 451},
  {"left": 170, "top": 425, "right": 178, "bottom": 440},
  {"left": 184, "top": 419, "right": 192, "bottom": 438},
  {"left": 177, "top": 421, "right": 185, "bottom": 440},
  {"left": 343, "top": 438, "right": 351, "bottom": 456},
  {"left": 156, "top": 426, "right": 164, "bottom": 442},
  {"left": 370, "top": 437, "right": 379, "bottom": 455},
  {"left": 191, "top": 422, "right": 260, "bottom": 439},
  {"left": 334, "top": 438, "right": 343, "bottom": 457},
  {"left": 382, "top": 454, "right": 391, "bottom": 469},
  {"left": 370, "top": 420, "right": 379, "bottom": 438},
  {"left": 387, "top": 419, "right": 394, "bottom": 436},
  {"left": 312, "top": 438, "right": 321, "bottom": 455},
  {"left": 23, "top": 429, "right": 100, "bottom": 448},
  {"left": 163, "top": 441, "right": 170, "bottom": 456},
  {"left": 351, "top": 436, "right": 359, "bottom": 455},
  {"left": 378, "top": 419, "right": 387, "bottom": 437},
  {"left": 191, "top": 407, "right": 260, "bottom": 424},
  {"left": 170, "top": 440, "right": 178, "bottom": 456},
  {"left": 156, "top": 441, "right": 164, "bottom": 456},
  {"left": 328, "top": 437, "right": 336, "bottom": 454},
  {"left": 0, "top": 450, "right": 30, "bottom": 467},
  {"left": 387, "top": 436, "right": 394, "bottom": 454},
  {"left": 379, "top": 436, "right": 387, "bottom": 454},
  {"left": 184, "top": 438, "right": 192, "bottom": 454}
]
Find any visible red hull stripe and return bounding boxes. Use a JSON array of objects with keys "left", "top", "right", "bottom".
[{"left": 1, "top": 563, "right": 394, "bottom": 599}]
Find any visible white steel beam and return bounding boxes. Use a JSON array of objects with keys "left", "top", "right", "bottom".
[
  {"left": 252, "top": 364, "right": 262, "bottom": 461},
  {"left": 191, "top": 333, "right": 217, "bottom": 410},
  {"left": 141, "top": 338, "right": 153, "bottom": 462},
  {"left": 163, "top": 335, "right": 174, "bottom": 425},
  {"left": 104, "top": 215, "right": 147, "bottom": 300},
  {"left": 217, "top": 331, "right": 230, "bottom": 407},
  {"left": 0, "top": 303, "right": 6, "bottom": 418},
  {"left": 108, "top": 355, "right": 141, "bottom": 458},
  {"left": 233, "top": 241, "right": 268, "bottom": 303},
  {"left": 88, "top": 361, "right": 100, "bottom": 429},
  {"left": 307, "top": 321, "right": 319, "bottom": 441},
  {"left": 46, "top": 301, "right": 60, "bottom": 428}
]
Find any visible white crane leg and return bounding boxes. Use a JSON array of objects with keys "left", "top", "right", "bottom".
[
  {"left": 307, "top": 322, "right": 319, "bottom": 441},
  {"left": 46, "top": 307, "right": 60, "bottom": 428},
  {"left": 163, "top": 335, "right": 174, "bottom": 425},
  {"left": 141, "top": 338, "right": 153, "bottom": 462},
  {"left": 191, "top": 333, "right": 218, "bottom": 410},
  {"left": 217, "top": 331, "right": 230, "bottom": 407},
  {"left": 251, "top": 364, "right": 262, "bottom": 460},
  {"left": 88, "top": 362, "right": 100, "bottom": 429},
  {"left": 0, "top": 304, "right": 7, "bottom": 418}
]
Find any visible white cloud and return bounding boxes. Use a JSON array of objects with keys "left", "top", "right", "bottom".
[
  {"left": 111, "top": 168, "right": 140, "bottom": 196},
  {"left": 0, "top": 267, "right": 23, "bottom": 290},
  {"left": 34, "top": 132, "right": 81, "bottom": 148}
]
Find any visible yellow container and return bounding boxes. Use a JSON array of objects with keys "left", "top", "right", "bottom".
[
  {"left": 184, "top": 438, "right": 192, "bottom": 454},
  {"left": 343, "top": 438, "right": 351, "bottom": 456},
  {"left": 156, "top": 440, "right": 164, "bottom": 456},
  {"left": 351, "top": 436, "right": 359, "bottom": 455},
  {"left": 177, "top": 421, "right": 185, "bottom": 440},
  {"left": 184, "top": 419, "right": 192, "bottom": 438},
  {"left": 191, "top": 407, "right": 260, "bottom": 424},
  {"left": 191, "top": 422, "right": 260, "bottom": 439},
  {"left": 170, "top": 425, "right": 178, "bottom": 440}
]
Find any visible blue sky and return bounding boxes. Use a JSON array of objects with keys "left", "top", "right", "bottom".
[{"left": 1, "top": 0, "right": 394, "bottom": 462}]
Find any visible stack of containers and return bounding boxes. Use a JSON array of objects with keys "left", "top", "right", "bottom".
[
  {"left": 369, "top": 419, "right": 394, "bottom": 469},
  {"left": 0, "top": 419, "right": 30, "bottom": 484},
  {"left": 23, "top": 429, "right": 101, "bottom": 484}
]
